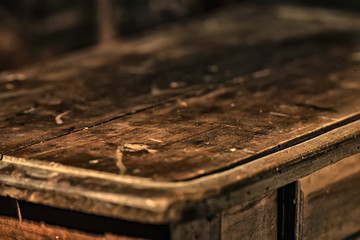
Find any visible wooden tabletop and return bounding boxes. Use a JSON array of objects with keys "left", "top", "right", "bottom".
[{"left": 1, "top": 4, "right": 360, "bottom": 223}]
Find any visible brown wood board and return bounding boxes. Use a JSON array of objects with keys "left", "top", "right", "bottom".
[
  {"left": 300, "top": 154, "right": 360, "bottom": 240},
  {"left": 221, "top": 190, "right": 277, "bottom": 240},
  {"left": 1, "top": 4, "right": 360, "bottom": 223}
]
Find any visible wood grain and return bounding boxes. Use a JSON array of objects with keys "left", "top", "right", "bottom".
[
  {"left": 0, "top": 99, "right": 359, "bottom": 223},
  {"left": 1, "top": 4, "right": 360, "bottom": 180},
  {"left": 0, "top": 4, "right": 360, "bottom": 223},
  {"left": 300, "top": 154, "right": 360, "bottom": 240},
  {"left": 221, "top": 191, "right": 277, "bottom": 240}
]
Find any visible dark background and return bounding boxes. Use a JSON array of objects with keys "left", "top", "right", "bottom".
[{"left": 0, "top": 0, "right": 359, "bottom": 70}]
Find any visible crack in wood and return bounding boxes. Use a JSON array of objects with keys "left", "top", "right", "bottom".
[
  {"left": 3, "top": 83, "right": 219, "bottom": 156},
  {"left": 182, "top": 112, "right": 360, "bottom": 180},
  {"left": 115, "top": 146, "right": 126, "bottom": 175}
]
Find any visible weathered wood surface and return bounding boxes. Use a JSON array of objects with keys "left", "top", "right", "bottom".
[
  {"left": 0, "top": 216, "right": 141, "bottom": 240},
  {"left": 171, "top": 190, "right": 277, "bottom": 240},
  {"left": 300, "top": 154, "right": 360, "bottom": 240},
  {"left": 221, "top": 190, "right": 277, "bottom": 240},
  {"left": 0, "top": 4, "right": 360, "bottom": 223},
  {"left": 1, "top": 4, "right": 360, "bottom": 180}
]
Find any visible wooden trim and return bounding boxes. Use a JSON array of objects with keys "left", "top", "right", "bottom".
[
  {"left": 221, "top": 191, "right": 277, "bottom": 240},
  {"left": 295, "top": 181, "right": 304, "bottom": 240}
]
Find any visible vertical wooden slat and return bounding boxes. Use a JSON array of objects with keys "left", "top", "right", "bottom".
[
  {"left": 300, "top": 154, "right": 360, "bottom": 240},
  {"left": 221, "top": 191, "right": 278, "bottom": 240},
  {"left": 171, "top": 214, "right": 221, "bottom": 240},
  {"left": 295, "top": 181, "right": 304, "bottom": 240}
]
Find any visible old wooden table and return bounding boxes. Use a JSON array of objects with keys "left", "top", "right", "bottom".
[{"left": 0, "top": 4, "right": 360, "bottom": 240}]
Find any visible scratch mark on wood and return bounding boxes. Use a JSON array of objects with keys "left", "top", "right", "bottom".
[
  {"left": 89, "top": 159, "right": 100, "bottom": 164},
  {"left": 23, "top": 107, "right": 36, "bottom": 114},
  {"left": 15, "top": 200, "right": 22, "bottom": 222},
  {"left": 242, "top": 148, "right": 256, "bottom": 154},
  {"left": 269, "top": 112, "right": 292, "bottom": 118},
  {"left": 148, "top": 138, "right": 164, "bottom": 143},
  {"left": 115, "top": 146, "right": 126, "bottom": 175},
  {"left": 114, "top": 143, "right": 159, "bottom": 174},
  {"left": 55, "top": 111, "right": 71, "bottom": 125},
  {"left": 123, "top": 144, "right": 158, "bottom": 154}
]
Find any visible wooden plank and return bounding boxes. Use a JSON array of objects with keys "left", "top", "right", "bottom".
[
  {"left": 5, "top": 42, "right": 360, "bottom": 180},
  {"left": 300, "top": 154, "right": 360, "bottom": 240},
  {"left": 0, "top": 216, "right": 141, "bottom": 240},
  {"left": 171, "top": 214, "right": 220, "bottom": 240},
  {"left": 2, "top": 25, "right": 360, "bottom": 180},
  {"left": 221, "top": 191, "right": 277, "bottom": 240}
]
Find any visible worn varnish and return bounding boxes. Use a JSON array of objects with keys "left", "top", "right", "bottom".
[{"left": 0, "top": 4, "right": 360, "bottom": 223}]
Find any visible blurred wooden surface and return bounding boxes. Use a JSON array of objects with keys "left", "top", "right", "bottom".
[
  {"left": 0, "top": 216, "right": 141, "bottom": 240},
  {"left": 0, "top": 1, "right": 96, "bottom": 70},
  {"left": 0, "top": 0, "right": 240, "bottom": 70}
]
